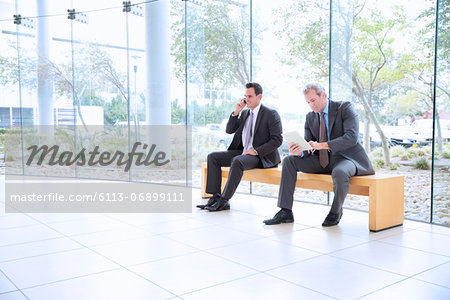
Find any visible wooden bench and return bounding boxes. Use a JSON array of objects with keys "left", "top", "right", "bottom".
[{"left": 201, "top": 162, "right": 404, "bottom": 232}]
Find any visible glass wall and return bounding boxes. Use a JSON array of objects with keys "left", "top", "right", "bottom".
[
  {"left": 0, "top": 0, "right": 447, "bottom": 226},
  {"left": 433, "top": 0, "right": 449, "bottom": 225}
]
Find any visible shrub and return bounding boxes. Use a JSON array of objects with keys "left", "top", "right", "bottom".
[
  {"left": 406, "top": 147, "right": 418, "bottom": 158},
  {"left": 440, "top": 149, "right": 450, "bottom": 159},
  {"left": 391, "top": 145, "right": 405, "bottom": 157},
  {"left": 416, "top": 148, "right": 426, "bottom": 156},
  {"left": 390, "top": 163, "right": 400, "bottom": 170},
  {"left": 414, "top": 157, "right": 430, "bottom": 170},
  {"left": 400, "top": 153, "right": 410, "bottom": 160},
  {"left": 369, "top": 147, "right": 383, "bottom": 162},
  {"left": 419, "top": 145, "right": 432, "bottom": 155},
  {"left": 372, "top": 158, "right": 385, "bottom": 169}
]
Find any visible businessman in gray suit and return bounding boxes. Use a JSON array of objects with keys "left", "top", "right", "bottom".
[
  {"left": 264, "top": 83, "right": 374, "bottom": 226},
  {"left": 198, "top": 82, "right": 283, "bottom": 212}
]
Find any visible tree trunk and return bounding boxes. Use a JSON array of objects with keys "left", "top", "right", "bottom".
[{"left": 353, "top": 75, "right": 391, "bottom": 165}]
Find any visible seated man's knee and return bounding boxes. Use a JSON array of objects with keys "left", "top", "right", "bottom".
[
  {"left": 230, "top": 156, "right": 244, "bottom": 170},
  {"left": 282, "top": 155, "right": 296, "bottom": 168},
  {"left": 332, "top": 168, "right": 350, "bottom": 181},
  {"left": 207, "top": 152, "right": 219, "bottom": 163}
]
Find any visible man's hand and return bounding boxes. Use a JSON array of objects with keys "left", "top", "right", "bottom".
[
  {"left": 288, "top": 142, "right": 302, "bottom": 156},
  {"left": 309, "top": 141, "right": 330, "bottom": 151},
  {"left": 233, "top": 98, "right": 246, "bottom": 116},
  {"left": 243, "top": 149, "right": 258, "bottom": 156}
]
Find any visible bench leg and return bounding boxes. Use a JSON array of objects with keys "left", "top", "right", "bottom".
[
  {"left": 200, "top": 163, "right": 228, "bottom": 199},
  {"left": 369, "top": 177, "right": 404, "bottom": 232},
  {"left": 201, "top": 163, "right": 211, "bottom": 198}
]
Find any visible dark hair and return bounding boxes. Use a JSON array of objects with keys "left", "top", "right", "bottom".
[{"left": 245, "top": 82, "right": 263, "bottom": 96}]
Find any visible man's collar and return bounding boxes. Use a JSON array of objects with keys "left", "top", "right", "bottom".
[
  {"left": 321, "top": 99, "right": 329, "bottom": 115},
  {"left": 251, "top": 102, "right": 262, "bottom": 114}
]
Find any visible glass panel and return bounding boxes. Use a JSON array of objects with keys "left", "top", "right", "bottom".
[
  {"left": 433, "top": 0, "right": 449, "bottom": 226},
  {"left": 71, "top": 1, "right": 129, "bottom": 181},
  {"left": 251, "top": 0, "right": 330, "bottom": 201},
  {"left": 0, "top": 1, "right": 18, "bottom": 170},
  {"left": 185, "top": 0, "right": 251, "bottom": 190},
  {"left": 337, "top": 0, "right": 436, "bottom": 222}
]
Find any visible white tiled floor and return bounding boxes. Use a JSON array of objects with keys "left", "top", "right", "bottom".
[{"left": 1, "top": 185, "right": 449, "bottom": 299}]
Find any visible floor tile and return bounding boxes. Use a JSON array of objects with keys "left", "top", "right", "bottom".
[
  {"left": 331, "top": 241, "right": 449, "bottom": 276},
  {"left": 130, "top": 252, "right": 257, "bottom": 295},
  {"left": 0, "top": 248, "right": 119, "bottom": 289},
  {"left": 207, "top": 238, "right": 320, "bottom": 271},
  {"left": 358, "top": 278, "right": 450, "bottom": 300},
  {"left": 165, "top": 225, "right": 258, "bottom": 250},
  {"left": 188, "top": 209, "right": 259, "bottom": 226},
  {"left": 221, "top": 217, "right": 309, "bottom": 237},
  {"left": 0, "top": 225, "right": 62, "bottom": 247},
  {"left": 139, "top": 218, "right": 212, "bottom": 235},
  {"left": 45, "top": 215, "right": 127, "bottom": 236},
  {"left": 91, "top": 236, "right": 198, "bottom": 266},
  {"left": 22, "top": 269, "right": 173, "bottom": 300},
  {"left": 378, "top": 229, "right": 450, "bottom": 256},
  {"left": 416, "top": 224, "right": 450, "bottom": 236},
  {"left": 69, "top": 226, "right": 154, "bottom": 247},
  {"left": 268, "top": 255, "right": 405, "bottom": 300},
  {"left": 24, "top": 213, "right": 93, "bottom": 224},
  {"left": 0, "top": 272, "right": 16, "bottom": 294},
  {"left": 0, "top": 214, "right": 39, "bottom": 230},
  {"left": 105, "top": 213, "right": 187, "bottom": 227},
  {"left": 0, "top": 291, "right": 28, "bottom": 300},
  {"left": 0, "top": 237, "right": 83, "bottom": 263},
  {"left": 269, "top": 227, "right": 367, "bottom": 254},
  {"left": 413, "top": 262, "right": 450, "bottom": 288},
  {"left": 182, "top": 273, "right": 333, "bottom": 300}
]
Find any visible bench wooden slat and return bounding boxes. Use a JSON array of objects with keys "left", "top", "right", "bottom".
[{"left": 200, "top": 162, "right": 404, "bottom": 232}]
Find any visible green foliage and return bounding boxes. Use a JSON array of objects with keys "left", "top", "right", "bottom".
[
  {"left": 391, "top": 145, "right": 406, "bottom": 157},
  {"left": 171, "top": 99, "right": 186, "bottom": 125},
  {"left": 414, "top": 157, "right": 430, "bottom": 170},
  {"left": 369, "top": 147, "right": 383, "bottom": 159},
  {"left": 406, "top": 147, "right": 419, "bottom": 158},
  {"left": 171, "top": 0, "right": 250, "bottom": 86},
  {"left": 103, "top": 95, "right": 128, "bottom": 125},
  {"left": 274, "top": 1, "right": 329, "bottom": 81},
  {"left": 390, "top": 163, "right": 400, "bottom": 170},
  {"left": 400, "top": 152, "right": 410, "bottom": 161},
  {"left": 439, "top": 149, "right": 450, "bottom": 159},
  {"left": 372, "top": 158, "right": 385, "bottom": 169}
]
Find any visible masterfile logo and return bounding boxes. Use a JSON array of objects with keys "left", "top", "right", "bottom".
[{"left": 26, "top": 142, "right": 170, "bottom": 172}]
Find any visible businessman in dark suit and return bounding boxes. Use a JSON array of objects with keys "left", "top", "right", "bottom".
[
  {"left": 198, "top": 82, "right": 283, "bottom": 212},
  {"left": 264, "top": 83, "right": 374, "bottom": 226}
]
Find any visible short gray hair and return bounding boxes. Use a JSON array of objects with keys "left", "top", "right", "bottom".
[{"left": 303, "top": 83, "right": 327, "bottom": 97}]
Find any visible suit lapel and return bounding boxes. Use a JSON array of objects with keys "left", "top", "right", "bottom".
[{"left": 254, "top": 104, "right": 264, "bottom": 133}]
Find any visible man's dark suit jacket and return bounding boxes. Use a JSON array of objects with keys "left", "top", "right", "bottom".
[
  {"left": 226, "top": 104, "right": 283, "bottom": 168},
  {"left": 304, "top": 100, "right": 374, "bottom": 175}
]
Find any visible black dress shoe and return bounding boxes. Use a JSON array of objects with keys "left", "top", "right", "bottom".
[
  {"left": 322, "top": 209, "right": 343, "bottom": 227},
  {"left": 263, "top": 209, "right": 294, "bottom": 225},
  {"left": 196, "top": 194, "right": 219, "bottom": 209},
  {"left": 206, "top": 197, "right": 230, "bottom": 212}
]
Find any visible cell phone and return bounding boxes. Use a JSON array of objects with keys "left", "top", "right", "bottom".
[{"left": 242, "top": 99, "right": 247, "bottom": 104}]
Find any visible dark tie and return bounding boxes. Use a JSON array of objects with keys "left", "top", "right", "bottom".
[
  {"left": 243, "top": 111, "right": 253, "bottom": 151},
  {"left": 319, "top": 112, "right": 329, "bottom": 168}
]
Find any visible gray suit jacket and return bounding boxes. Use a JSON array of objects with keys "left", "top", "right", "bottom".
[
  {"left": 304, "top": 100, "right": 375, "bottom": 175},
  {"left": 226, "top": 104, "right": 283, "bottom": 168}
]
